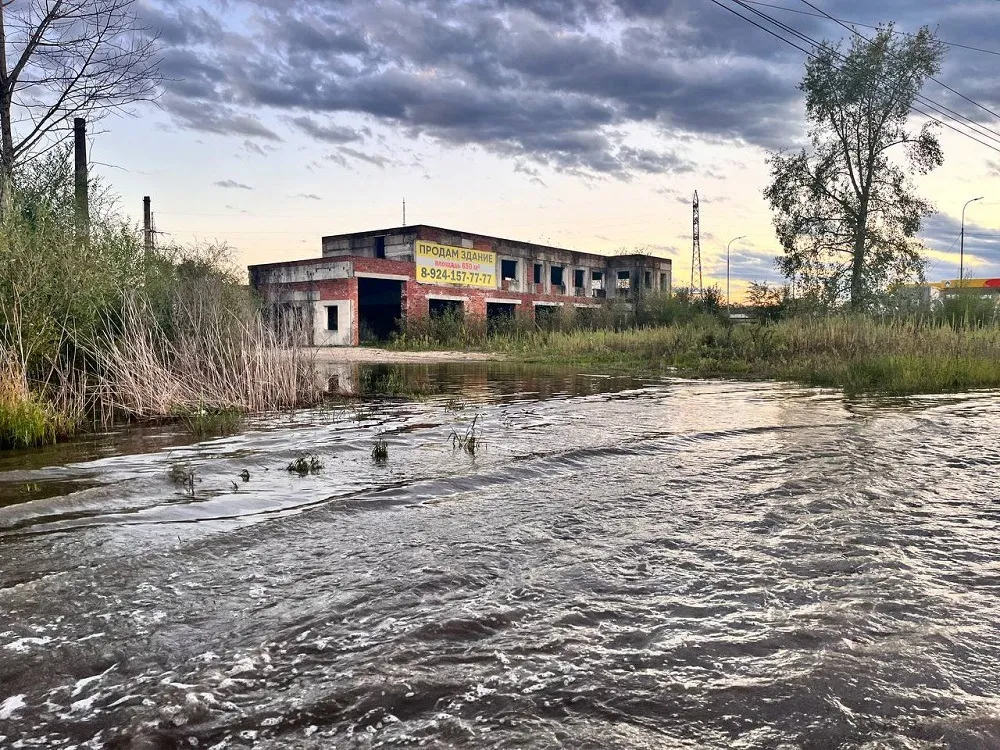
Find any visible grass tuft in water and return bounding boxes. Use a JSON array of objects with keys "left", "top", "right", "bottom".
[
  {"left": 168, "top": 463, "right": 196, "bottom": 497},
  {"left": 178, "top": 407, "right": 245, "bottom": 438},
  {"left": 371, "top": 434, "right": 389, "bottom": 464},
  {"left": 450, "top": 413, "right": 485, "bottom": 456},
  {"left": 0, "top": 391, "right": 59, "bottom": 449},
  {"left": 287, "top": 454, "right": 323, "bottom": 475}
]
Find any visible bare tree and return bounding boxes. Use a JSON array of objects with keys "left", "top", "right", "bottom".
[{"left": 0, "top": 0, "right": 159, "bottom": 205}]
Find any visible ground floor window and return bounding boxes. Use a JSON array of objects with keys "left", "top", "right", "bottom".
[
  {"left": 429, "top": 298, "right": 464, "bottom": 318},
  {"left": 487, "top": 301, "right": 518, "bottom": 333},
  {"left": 326, "top": 305, "right": 339, "bottom": 331},
  {"left": 534, "top": 304, "right": 559, "bottom": 327}
]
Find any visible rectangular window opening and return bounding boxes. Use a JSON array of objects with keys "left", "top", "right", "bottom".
[
  {"left": 617, "top": 270, "right": 631, "bottom": 297},
  {"left": 573, "top": 269, "right": 585, "bottom": 288},
  {"left": 533, "top": 263, "right": 543, "bottom": 285},
  {"left": 644, "top": 271, "right": 652, "bottom": 289},
  {"left": 550, "top": 265, "right": 564, "bottom": 288},
  {"left": 374, "top": 236, "right": 386, "bottom": 259},
  {"left": 326, "top": 305, "right": 339, "bottom": 331},
  {"left": 501, "top": 259, "right": 518, "bottom": 280},
  {"left": 429, "top": 298, "right": 464, "bottom": 318}
]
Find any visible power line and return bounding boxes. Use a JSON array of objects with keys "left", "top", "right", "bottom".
[
  {"left": 740, "top": 0, "right": 1000, "bottom": 57},
  {"left": 710, "top": 0, "right": 1000, "bottom": 156},
  {"left": 797, "top": 0, "right": 1000, "bottom": 127},
  {"left": 730, "top": 0, "right": 1000, "bottom": 150}
]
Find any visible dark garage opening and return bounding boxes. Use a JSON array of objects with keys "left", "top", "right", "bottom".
[
  {"left": 429, "top": 298, "right": 464, "bottom": 318},
  {"left": 358, "top": 277, "right": 403, "bottom": 342},
  {"left": 487, "top": 301, "right": 517, "bottom": 332}
]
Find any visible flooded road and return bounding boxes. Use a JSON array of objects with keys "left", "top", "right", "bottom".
[{"left": 2, "top": 365, "right": 1000, "bottom": 749}]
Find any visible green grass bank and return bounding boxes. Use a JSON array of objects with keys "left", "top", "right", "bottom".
[{"left": 391, "top": 313, "right": 1000, "bottom": 396}]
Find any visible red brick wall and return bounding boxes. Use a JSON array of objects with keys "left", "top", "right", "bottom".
[{"left": 260, "top": 257, "right": 599, "bottom": 345}]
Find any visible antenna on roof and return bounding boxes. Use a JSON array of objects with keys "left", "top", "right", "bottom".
[{"left": 402, "top": 198, "right": 406, "bottom": 226}]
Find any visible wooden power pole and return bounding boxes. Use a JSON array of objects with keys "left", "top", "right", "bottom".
[
  {"left": 143, "top": 196, "right": 153, "bottom": 252},
  {"left": 74, "top": 118, "right": 89, "bottom": 244}
]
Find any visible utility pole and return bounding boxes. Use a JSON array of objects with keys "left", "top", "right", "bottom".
[
  {"left": 960, "top": 196, "right": 983, "bottom": 288},
  {"left": 143, "top": 196, "right": 153, "bottom": 253},
  {"left": 74, "top": 118, "right": 89, "bottom": 244},
  {"left": 726, "top": 235, "right": 746, "bottom": 317}
]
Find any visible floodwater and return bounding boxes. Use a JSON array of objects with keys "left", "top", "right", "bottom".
[{"left": 2, "top": 363, "right": 1000, "bottom": 749}]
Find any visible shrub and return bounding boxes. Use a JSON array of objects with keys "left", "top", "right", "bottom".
[{"left": 0, "top": 372, "right": 62, "bottom": 449}]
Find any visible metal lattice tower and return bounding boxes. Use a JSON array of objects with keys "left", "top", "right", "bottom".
[{"left": 690, "top": 190, "right": 702, "bottom": 296}]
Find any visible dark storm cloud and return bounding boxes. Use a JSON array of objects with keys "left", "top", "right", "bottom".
[
  {"left": 147, "top": 0, "right": 1000, "bottom": 178},
  {"left": 165, "top": 96, "right": 282, "bottom": 141},
  {"left": 285, "top": 116, "right": 365, "bottom": 144},
  {"left": 338, "top": 147, "right": 391, "bottom": 168}
]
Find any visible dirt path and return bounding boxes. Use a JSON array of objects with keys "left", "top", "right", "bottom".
[{"left": 309, "top": 347, "right": 503, "bottom": 364}]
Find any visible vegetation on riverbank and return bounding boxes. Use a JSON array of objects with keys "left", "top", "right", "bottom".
[
  {"left": 0, "top": 149, "right": 320, "bottom": 450},
  {"left": 389, "top": 293, "right": 1000, "bottom": 396}
]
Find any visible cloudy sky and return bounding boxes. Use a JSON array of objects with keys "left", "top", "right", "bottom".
[{"left": 91, "top": 0, "right": 1000, "bottom": 294}]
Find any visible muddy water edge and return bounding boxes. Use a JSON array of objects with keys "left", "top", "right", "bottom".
[{"left": 2, "top": 362, "right": 1000, "bottom": 749}]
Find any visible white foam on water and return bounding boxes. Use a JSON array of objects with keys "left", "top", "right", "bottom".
[
  {"left": 3, "top": 636, "right": 53, "bottom": 653},
  {"left": 0, "top": 694, "right": 26, "bottom": 720}
]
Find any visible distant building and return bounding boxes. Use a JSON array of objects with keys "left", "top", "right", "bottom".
[
  {"left": 929, "top": 278, "right": 1000, "bottom": 296},
  {"left": 249, "top": 224, "right": 672, "bottom": 346}
]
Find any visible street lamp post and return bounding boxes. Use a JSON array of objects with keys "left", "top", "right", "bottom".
[
  {"left": 960, "top": 196, "right": 984, "bottom": 288},
  {"left": 726, "top": 235, "right": 746, "bottom": 316}
]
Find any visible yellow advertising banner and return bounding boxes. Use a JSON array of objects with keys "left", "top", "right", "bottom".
[{"left": 414, "top": 240, "right": 497, "bottom": 289}]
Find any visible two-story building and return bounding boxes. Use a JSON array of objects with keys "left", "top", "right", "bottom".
[{"left": 249, "top": 224, "right": 672, "bottom": 346}]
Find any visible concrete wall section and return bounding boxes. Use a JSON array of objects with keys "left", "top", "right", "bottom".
[
  {"left": 322, "top": 229, "right": 419, "bottom": 260},
  {"left": 313, "top": 300, "right": 354, "bottom": 347},
  {"left": 250, "top": 259, "right": 351, "bottom": 286}
]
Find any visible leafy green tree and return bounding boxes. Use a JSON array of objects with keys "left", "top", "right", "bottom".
[
  {"left": 746, "top": 281, "right": 792, "bottom": 321},
  {"left": 764, "top": 27, "right": 946, "bottom": 309}
]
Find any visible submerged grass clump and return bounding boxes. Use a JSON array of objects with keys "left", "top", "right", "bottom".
[
  {"left": 450, "top": 413, "right": 485, "bottom": 456},
  {"left": 179, "top": 407, "right": 245, "bottom": 438},
  {"left": 168, "top": 463, "right": 197, "bottom": 497},
  {"left": 287, "top": 454, "right": 323, "bottom": 475},
  {"left": 371, "top": 434, "right": 389, "bottom": 463}
]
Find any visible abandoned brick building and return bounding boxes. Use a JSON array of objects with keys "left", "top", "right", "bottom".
[{"left": 248, "top": 225, "right": 673, "bottom": 346}]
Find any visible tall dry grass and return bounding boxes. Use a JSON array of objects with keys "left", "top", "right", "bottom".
[{"left": 86, "top": 294, "right": 321, "bottom": 424}]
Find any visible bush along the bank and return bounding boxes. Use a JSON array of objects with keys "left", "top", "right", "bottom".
[
  {"left": 0, "top": 147, "right": 322, "bottom": 449},
  {"left": 0, "top": 373, "right": 62, "bottom": 449}
]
